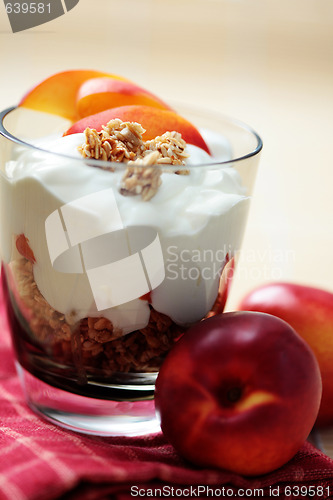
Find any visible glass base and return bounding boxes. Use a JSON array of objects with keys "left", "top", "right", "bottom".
[{"left": 16, "top": 363, "right": 161, "bottom": 436}]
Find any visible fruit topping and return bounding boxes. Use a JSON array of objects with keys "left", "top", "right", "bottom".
[
  {"left": 65, "top": 105, "right": 210, "bottom": 154},
  {"left": 76, "top": 77, "right": 172, "bottom": 118}
]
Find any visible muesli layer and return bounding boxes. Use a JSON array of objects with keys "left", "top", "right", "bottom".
[{"left": 9, "top": 257, "right": 189, "bottom": 375}]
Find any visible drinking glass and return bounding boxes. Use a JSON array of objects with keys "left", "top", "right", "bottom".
[{"left": 0, "top": 105, "right": 262, "bottom": 435}]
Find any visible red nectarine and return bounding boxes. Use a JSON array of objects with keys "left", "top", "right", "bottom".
[
  {"left": 239, "top": 282, "right": 333, "bottom": 427},
  {"left": 155, "top": 311, "right": 321, "bottom": 476}
]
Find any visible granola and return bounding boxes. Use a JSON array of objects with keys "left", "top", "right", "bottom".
[
  {"left": 78, "top": 119, "right": 189, "bottom": 200},
  {"left": 9, "top": 255, "right": 225, "bottom": 377},
  {"left": 10, "top": 257, "right": 186, "bottom": 375},
  {"left": 119, "top": 151, "right": 163, "bottom": 201},
  {"left": 78, "top": 119, "right": 145, "bottom": 163}
]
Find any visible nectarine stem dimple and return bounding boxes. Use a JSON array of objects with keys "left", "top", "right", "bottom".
[
  {"left": 218, "top": 381, "right": 243, "bottom": 407},
  {"left": 226, "top": 387, "right": 243, "bottom": 404}
]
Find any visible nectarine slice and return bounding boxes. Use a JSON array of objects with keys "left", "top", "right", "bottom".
[
  {"left": 16, "top": 234, "right": 36, "bottom": 263},
  {"left": 65, "top": 105, "right": 210, "bottom": 154},
  {"left": 19, "top": 70, "right": 128, "bottom": 121},
  {"left": 76, "top": 77, "right": 172, "bottom": 118}
]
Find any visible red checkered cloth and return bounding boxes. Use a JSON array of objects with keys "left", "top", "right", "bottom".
[{"left": 0, "top": 289, "right": 333, "bottom": 500}]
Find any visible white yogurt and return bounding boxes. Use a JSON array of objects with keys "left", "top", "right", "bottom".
[{"left": 0, "top": 130, "right": 249, "bottom": 333}]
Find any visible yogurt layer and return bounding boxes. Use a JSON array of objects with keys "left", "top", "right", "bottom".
[{"left": 1, "top": 130, "right": 249, "bottom": 334}]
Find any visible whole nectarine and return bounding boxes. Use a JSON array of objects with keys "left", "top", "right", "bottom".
[
  {"left": 155, "top": 311, "right": 321, "bottom": 476},
  {"left": 239, "top": 282, "right": 333, "bottom": 427}
]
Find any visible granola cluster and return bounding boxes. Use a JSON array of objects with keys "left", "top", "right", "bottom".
[
  {"left": 79, "top": 120, "right": 145, "bottom": 163},
  {"left": 78, "top": 119, "right": 189, "bottom": 201}
]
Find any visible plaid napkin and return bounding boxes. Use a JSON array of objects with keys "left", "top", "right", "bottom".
[{"left": 0, "top": 287, "right": 333, "bottom": 500}]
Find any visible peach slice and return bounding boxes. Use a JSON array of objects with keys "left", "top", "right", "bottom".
[
  {"left": 19, "top": 70, "right": 128, "bottom": 121},
  {"left": 65, "top": 105, "right": 210, "bottom": 154},
  {"left": 76, "top": 77, "right": 172, "bottom": 118},
  {"left": 16, "top": 234, "right": 36, "bottom": 263}
]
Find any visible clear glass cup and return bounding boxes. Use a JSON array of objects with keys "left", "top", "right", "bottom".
[{"left": 0, "top": 105, "right": 262, "bottom": 436}]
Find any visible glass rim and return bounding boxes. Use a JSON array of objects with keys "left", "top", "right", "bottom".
[{"left": 0, "top": 105, "right": 263, "bottom": 170}]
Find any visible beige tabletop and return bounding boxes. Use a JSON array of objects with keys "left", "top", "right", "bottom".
[{"left": 1, "top": 0, "right": 333, "bottom": 455}]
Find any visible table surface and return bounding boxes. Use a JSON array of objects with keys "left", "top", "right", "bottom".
[{"left": 0, "top": 0, "right": 333, "bottom": 457}]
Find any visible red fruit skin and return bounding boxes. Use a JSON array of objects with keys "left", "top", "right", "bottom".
[
  {"left": 239, "top": 283, "right": 333, "bottom": 427},
  {"left": 155, "top": 311, "right": 322, "bottom": 476}
]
